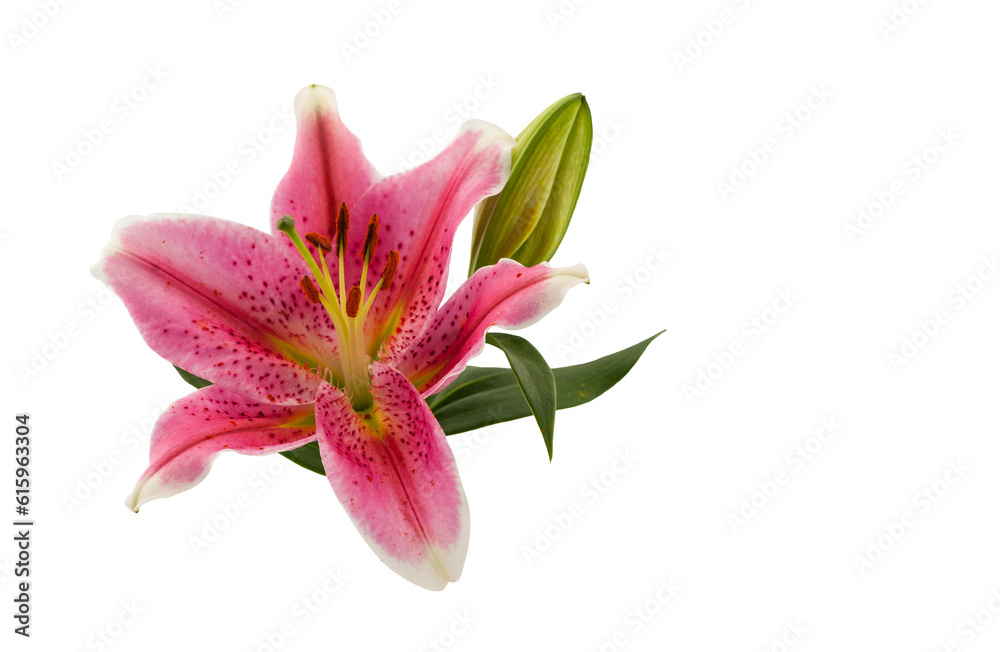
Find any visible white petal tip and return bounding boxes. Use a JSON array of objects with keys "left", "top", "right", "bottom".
[
  {"left": 89, "top": 259, "right": 108, "bottom": 285},
  {"left": 124, "top": 476, "right": 157, "bottom": 513},
  {"left": 294, "top": 85, "right": 339, "bottom": 115},
  {"left": 396, "top": 559, "right": 462, "bottom": 592},
  {"left": 124, "top": 493, "right": 141, "bottom": 513},
  {"left": 562, "top": 262, "right": 590, "bottom": 282}
]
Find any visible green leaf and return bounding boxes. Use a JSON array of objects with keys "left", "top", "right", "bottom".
[
  {"left": 485, "top": 332, "right": 558, "bottom": 460},
  {"left": 278, "top": 442, "right": 325, "bottom": 475},
  {"left": 174, "top": 366, "right": 212, "bottom": 389},
  {"left": 431, "top": 330, "right": 664, "bottom": 437},
  {"left": 424, "top": 366, "right": 513, "bottom": 412}
]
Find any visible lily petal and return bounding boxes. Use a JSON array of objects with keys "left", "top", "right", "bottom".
[
  {"left": 389, "top": 259, "right": 590, "bottom": 396},
  {"left": 126, "top": 386, "right": 316, "bottom": 511},
  {"left": 92, "top": 213, "right": 334, "bottom": 404},
  {"left": 270, "top": 85, "right": 382, "bottom": 237},
  {"left": 315, "top": 362, "right": 470, "bottom": 591},
  {"left": 353, "top": 120, "right": 515, "bottom": 359}
]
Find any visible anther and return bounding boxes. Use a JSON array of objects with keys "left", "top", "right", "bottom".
[
  {"left": 345, "top": 285, "right": 361, "bottom": 318},
  {"left": 336, "top": 203, "right": 350, "bottom": 254},
  {"left": 381, "top": 250, "right": 399, "bottom": 290},
  {"left": 299, "top": 276, "right": 321, "bottom": 304},
  {"left": 345, "top": 285, "right": 362, "bottom": 318},
  {"left": 362, "top": 214, "right": 380, "bottom": 262},
  {"left": 305, "top": 232, "right": 332, "bottom": 253}
]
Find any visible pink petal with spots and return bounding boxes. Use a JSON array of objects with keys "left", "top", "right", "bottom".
[
  {"left": 350, "top": 120, "right": 514, "bottom": 359},
  {"left": 270, "top": 85, "right": 382, "bottom": 238},
  {"left": 315, "top": 363, "right": 469, "bottom": 591},
  {"left": 92, "top": 213, "right": 339, "bottom": 404},
  {"left": 126, "top": 386, "right": 316, "bottom": 511},
  {"left": 389, "top": 259, "right": 590, "bottom": 396}
]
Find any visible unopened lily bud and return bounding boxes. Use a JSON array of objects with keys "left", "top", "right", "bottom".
[{"left": 469, "top": 93, "right": 592, "bottom": 274}]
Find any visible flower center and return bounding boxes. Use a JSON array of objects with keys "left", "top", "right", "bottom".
[{"left": 277, "top": 204, "right": 398, "bottom": 411}]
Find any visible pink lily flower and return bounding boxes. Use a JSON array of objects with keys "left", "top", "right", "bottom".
[{"left": 92, "top": 85, "right": 589, "bottom": 590}]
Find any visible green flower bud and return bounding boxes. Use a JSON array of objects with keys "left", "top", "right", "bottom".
[{"left": 469, "top": 93, "right": 592, "bottom": 274}]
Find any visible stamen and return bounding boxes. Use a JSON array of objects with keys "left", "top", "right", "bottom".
[
  {"left": 345, "top": 285, "right": 361, "bottom": 318},
  {"left": 276, "top": 212, "right": 378, "bottom": 412},
  {"left": 355, "top": 249, "right": 400, "bottom": 338},
  {"left": 305, "top": 232, "right": 332, "bottom": 253},
  {"left": 381, "top": 250, "right": 399, "bottom": 290},
  {"left": 336, "top": 203, "right": 350, "bottom": 254},
  {"left": 299, "top": 276, "right": 321, "bottom": 304},
  {"left": 336, "top": 204, "right": 350, "bottom": 314},
  {"left": 357, "top": 214, "right": 379, "bottom": 304},
  {"left": 277, "top": 214, "right": 356, "bottom": 395},
  {"left": 315, "top": 238, "right": 336, "bottom": 297},
  {"left": 362, "top": 214, "right": 380, "bottom": 262}
]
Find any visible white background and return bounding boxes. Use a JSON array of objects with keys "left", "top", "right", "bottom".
[{"left": 3, "top": 0, "right": 1000, "bottom": 650}]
